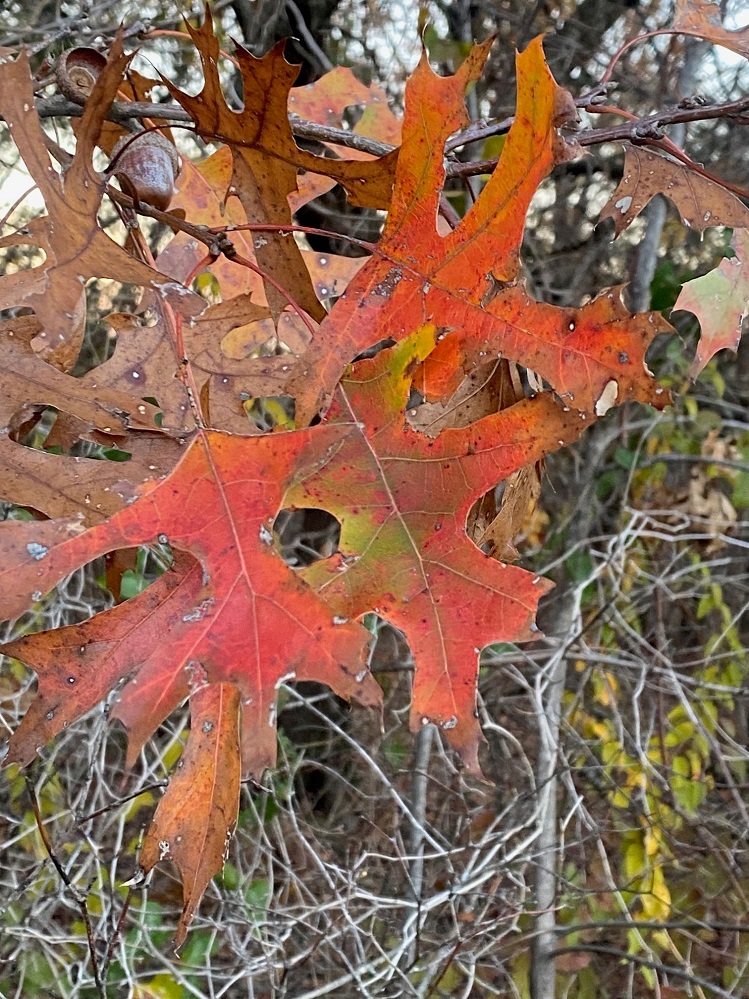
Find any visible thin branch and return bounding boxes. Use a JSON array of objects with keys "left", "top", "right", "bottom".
[
  {"left": 27, "top": 91, "right": 749, "bottom": 183},
  {"left": 25, "top": 775, "right": 106, "bottom": 999},
  {"left": 551, "top": 943, "right": 738, "bottom": 998}
]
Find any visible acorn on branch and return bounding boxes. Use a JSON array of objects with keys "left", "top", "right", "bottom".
[{"left": 109, "top": 132, "right": 182, "bottom": 212}]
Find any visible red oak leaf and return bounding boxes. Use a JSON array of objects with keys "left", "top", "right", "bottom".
[
  {"left": 674, "top": 229, "right": 749, "bottom": 378},
  {"left": 287, "top": 327, "right": 590, "bottom": 773},
  {"left": 140, "top": 682, "right": 241, "bottom": 948},
  {"left": 0, "top": 427, "right": 380, "bottom": 777},
  {"left": 288, "top": 37, "right": 672, "bottom": 424}
]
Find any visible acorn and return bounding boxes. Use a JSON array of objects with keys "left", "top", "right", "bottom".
[
  {"left": 110, "top": 132, "right": 182, "bottom": 211},
  {"left": 55, "top": 47, "right": 107, "bottom": 104}
]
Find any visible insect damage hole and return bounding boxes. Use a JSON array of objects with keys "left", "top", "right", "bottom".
[
  {"left": 244, "top": 395, "right": 295, "bottom": 432},
  {"left": 273, "top": 508, "right": 341, "bottom": 567}
]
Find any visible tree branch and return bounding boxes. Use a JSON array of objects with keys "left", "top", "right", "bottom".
[
  {"left": 552, "top": 943, "right": 737, "bottom": 998},
  {"left": 27, "top": 91, "right": 749, "bottom": 183}
]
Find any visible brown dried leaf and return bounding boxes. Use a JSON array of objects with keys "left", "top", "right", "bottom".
[
  {"left": 0, "top": 434, "right": 183, "bottom": 524},
  {"left": 601, "top": 148, "right": 749, "bottom": 236},
  {"left": 0, "top": 315, "right": 161, "bottom": 435},
  {"left": 164, "top": 12, "right": 393, "bottom": 321},
  {"left": 476, "top": 463, "right": 542, "bottom": 561},
  {"left": 83, "top": 310, "right": 194, "bottom": 435},
  {"left": 674, "top": 0, "right": 749, "bottom": 58},
  {"left": 0, "top": 40, "right": 199, "bottom": 369}
]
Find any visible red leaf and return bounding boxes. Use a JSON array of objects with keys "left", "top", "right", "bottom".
[
  {"left": 288, "top": 65, "right": 401, "bottom": 157},
  {"left": 288, "top": 327, "right": 590, "bottom": 773},
  {"left": 0, "top": 427, "right": 380, "bottom": 776},
  {"left": 3, "top": 558, "right": 201, "bottom": 765}
]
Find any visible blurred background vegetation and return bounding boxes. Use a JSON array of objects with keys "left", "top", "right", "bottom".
[{"left": 1, "top": 1, "right": 749, "bottom": 996}]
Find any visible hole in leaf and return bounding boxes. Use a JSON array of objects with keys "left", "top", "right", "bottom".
[
  {"left": 0, "top": 243, "right": 46, "bottom": 274},
  {"left": 273, "top": 508, "right": 340, "bottom": 567},
  {"left": 8, "top": 407, "right": 135, "bottom": 459},
  {"left": 111, "top": 543, "right": 172, "bottom": 603},
  {"left": 341, "top": 104, "right": 364, "bottom": 130},
  {"left": 244, "top": 395, "right": 295, "bottom": 432},
  {"left": 0, "top": 306, "right": 35, "bottom": 323},
  {"left": 0, "top": 555, "right": 115, "bottom": 641},
  {"left": 352, "top": 337, "right": 395, "bottom": 362},
  {"left": 365, "top": 614, "right": 413, "bottom": 675},
  {"left": 75, "top": 280, "right": 149, "bottom": 374}
]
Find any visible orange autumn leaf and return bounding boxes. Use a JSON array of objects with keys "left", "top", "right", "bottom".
[{"left": 288, "top": 37, "right": 672, "bottom": 424}]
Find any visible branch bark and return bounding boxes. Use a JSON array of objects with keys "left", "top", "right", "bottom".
[{"left": 26, "top": 91, "right": 749, "bottom": 184}]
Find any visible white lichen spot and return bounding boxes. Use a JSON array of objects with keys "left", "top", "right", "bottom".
[
  {"left": 259, "top": 524, "right": 273, "bottom": 545},
  {"left": 332, "top": 615, "right": 348, "bottom": 625},
  {"left": 201, "top": 720, "right": 214, "bottom": 733},
  {"left": 442, "top": 716, "right": 458, "bottom": 730},
  {"left": 355, "top": 670, "right": 367, "bottom": 683},
  {"left": 26, "top": 542, "right": 48, "bottom": 560},
  {"left": 158, "top": 280, "right": 193, "bottom": 299},
  {"left": 615, "top": 195, "right": 632, "bottom": 214},
  {"left": 158, "top": 840, "right": 170, "bottom": 860},
  {"left": 31, "top": 590, "right": 42, "bottom": 601},
  {"left": 595, "top": 379, "right": 619, "bottom": 416}
]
